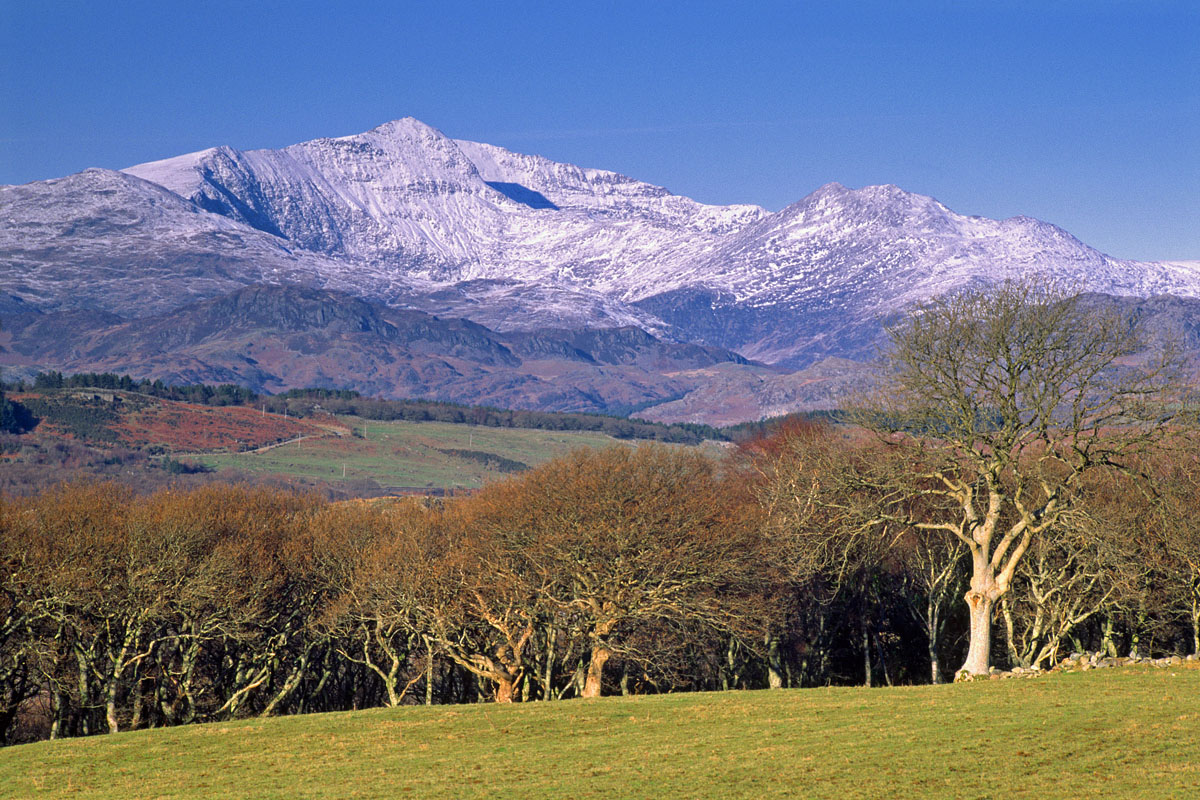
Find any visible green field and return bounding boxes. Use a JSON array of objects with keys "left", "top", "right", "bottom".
[
  {"left": 5, "top": 667, "right": 1198, "bottom": 799},
  {"left": 191, "top": 419, "right": 640, "bottom": 490}
]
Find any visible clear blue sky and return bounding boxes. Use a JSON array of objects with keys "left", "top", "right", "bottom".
[{"left": 2, "top": 1, "right": 1197, "bottom": 260}]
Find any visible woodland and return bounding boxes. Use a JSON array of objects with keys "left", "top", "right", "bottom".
[{"left": 2, "top": 428, "right": 1199, "bottom": 744}]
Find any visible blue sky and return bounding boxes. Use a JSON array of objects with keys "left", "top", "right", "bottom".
[{"left": 2, "top": 1, "right": 1197, "bottom": 260}]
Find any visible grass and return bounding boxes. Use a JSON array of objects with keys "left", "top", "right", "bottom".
[
  {"left": 192, "top": 419, "right": 633, "bottom": 490},
  {"left": 4, "top": 666, "right": 1199, "bottom": 799}
]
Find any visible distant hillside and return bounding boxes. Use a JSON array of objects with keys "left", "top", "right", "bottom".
[
  {"left": 12, "top": 389, "right": 333, "bottom": 451},
  {"left": 0, "top": 378, "right": 722, "bottom": 496},
  {"left": 1, "top": 284, "right": 764, "bottom": 419}
]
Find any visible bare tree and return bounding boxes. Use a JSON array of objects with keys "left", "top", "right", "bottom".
[
  {"left": 421, "top": 507, "right": 545, "bottom": 705},
  {"left": 897, "top": 527, "right": 967, "bottom": 683},
  {"left": 470, "top": 445, "right": 769, "bottom": 698},
  {"left": 744, "top": 420, "right": 908, "bottom": 687},
  {"left": 1127, "top": 451, "right": 1200, "bottom": 656},
  {"left": 857, "top": 279, "right": 1185, "bottom": 676},
  {"left": 997, "top": 516, "right": 1134, "bottom": 669}
]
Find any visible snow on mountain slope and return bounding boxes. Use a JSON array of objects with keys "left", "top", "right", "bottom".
[
  {"left": 122, "top": 119, "right": 1200, "bottom": 315},
  {"left": 391, "top": 279, "right": 676, "bottom": 336},
  {"left": 0, "top": 168, "right": 355, "bottom": 315},
  {"left": 123, "top": 118, "right": 770, "bottom": 298},
  {"left": 6, "top": 116, "right": 1193, "bottom": 370},
  {"left": 127, "top": 121, "right": 500, "bottom": 275},
  {"left": 681, "top": 182, "right": 1200, "bottom": 310},
  {"left": 453, "top": 138, "right": 765, "bottom": 233}
]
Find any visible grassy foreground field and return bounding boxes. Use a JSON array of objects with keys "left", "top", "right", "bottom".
[{"left": 4, "top": 667, "right": 1198, "bottom": 799}]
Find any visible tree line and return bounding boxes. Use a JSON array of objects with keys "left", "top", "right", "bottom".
[
  {"left": 20, "top": 371, "right": 259, "bottom": 407},
  {"left": 2, "top": 432, "right": 1199, "bottom": 745},
  {"left": 268, "top": 391, "right": 724, "bottom": 443}
]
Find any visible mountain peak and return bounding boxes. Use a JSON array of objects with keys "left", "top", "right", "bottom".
[
  {"left": 362, "top": 116, "right": 447, "bottom": 139},
  {"left": 805, "top": 181, "right": 939, "bottom": 208},
  {"left": 353, "top": 117, "right": 460, "bottom": 151},
  {"left": 780, "top": 181, "right": 954, "bottom": 233}
]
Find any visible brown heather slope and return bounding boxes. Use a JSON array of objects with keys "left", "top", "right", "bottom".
[{"left": 12, "top": 390, "right": 336, "bottom": 452}]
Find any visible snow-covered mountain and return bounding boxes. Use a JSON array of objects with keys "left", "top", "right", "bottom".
[
  {"left": 121, "top": 117, "right": 1200, "bottom": 363},
  {"left": 123, "top": 119, "right": 764, "bottom": 290},
  {"left": 3, "top": 116, "right": 1198, "bottom": 419}
]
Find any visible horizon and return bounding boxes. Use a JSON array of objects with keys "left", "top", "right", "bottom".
[{"left": 2, "top": 2, "right": 1197, "bottom": 261}]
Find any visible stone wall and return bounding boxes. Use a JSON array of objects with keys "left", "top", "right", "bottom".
[{"left": 957, "top": 652, "right": 1198, "bottom": 682}]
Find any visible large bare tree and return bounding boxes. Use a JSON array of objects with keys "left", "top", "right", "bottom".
[{"left": 860, "top": 280, "right": 1185, "bottom": 676}]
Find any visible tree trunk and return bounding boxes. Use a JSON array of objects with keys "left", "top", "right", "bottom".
[
  {"left": 1101, "top": 615, "right": 1118, "bottom": 658},
  {"left": 105, "top": 681, "right": 120, "bottom": 735},
  {"left": 861, "top": 621, "right": 872, "bottom": 688},
  {"left": 130, "top": 673, "right": 147, "bottom": 731},
  {"left": 960, "top": 589, "right": 995, "bottom": 676},
  {"left": 724, "top": 636, "right": 738, "bottom": 691},
  {"left": 261, "top": 643, "right": 315, "bottom": 717},
  {"left": 1190, "top": 592, "right": 1200, "bottom": 657},
  {"left": 50, "top": 688, "right": 67, "bottom": 740},
  {"left": 874, "top": 633, "right": 893, "bottom": 687},
  {"left": 960, "top": 547, "right": 1007, "bottom": 677},
  {"left": 926, "top": 597, "right": 941, "bottom": 684},
  {"left": 1129, "top": 605, "right": 1148, "bottom": 658},
  {"left": 75, "top": 646, "right": 92, "bottom": 736},
  {"left": 494, "top": 675, "right": 516, "bottom": 704},
  {"left": 1000, "top": 597, "right": 1022, "bottom": 668},
  {"left": 766, "top": 634, "right": 784, "bottom": 690},
  {"left": 582, "top": 645, "right": 610, "bottom": 698},
  {"left": 424, "top": 637, "right": 435, "bottom": 706},
  {"left": 542, "top": 627, "right": 556, "bottom": 702}
]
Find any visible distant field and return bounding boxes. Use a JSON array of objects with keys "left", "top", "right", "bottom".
[
  {"left": 191, "top": 419, "right": 638, "bottom": 490},
  {"left": 3, "top": 388, "right": 726, "bottom": 494},
  {"left": 4, "top": 667, "right": 1197, "bottom": 799}
]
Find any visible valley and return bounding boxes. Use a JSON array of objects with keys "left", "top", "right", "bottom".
[{"left": 189, "top": 419, "right": 654, "bottom": 493}]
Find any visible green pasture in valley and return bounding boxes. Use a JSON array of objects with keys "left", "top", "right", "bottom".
[
  {"left": 4, "top": 666, "right": 1198, "bottom": 799},
  {"left": 190, "top": 419, "right": 642, "bottom": 490}
]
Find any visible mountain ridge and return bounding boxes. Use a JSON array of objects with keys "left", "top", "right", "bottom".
[
  {"left": 4, "top": 116, "right": 1199, "bottom": 421},
  {"left": 1, "top": 284, "right": 761, "bottom": 416},
  {"left": 118, "top": 118, "right": 1200, "bottom": 360}
]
